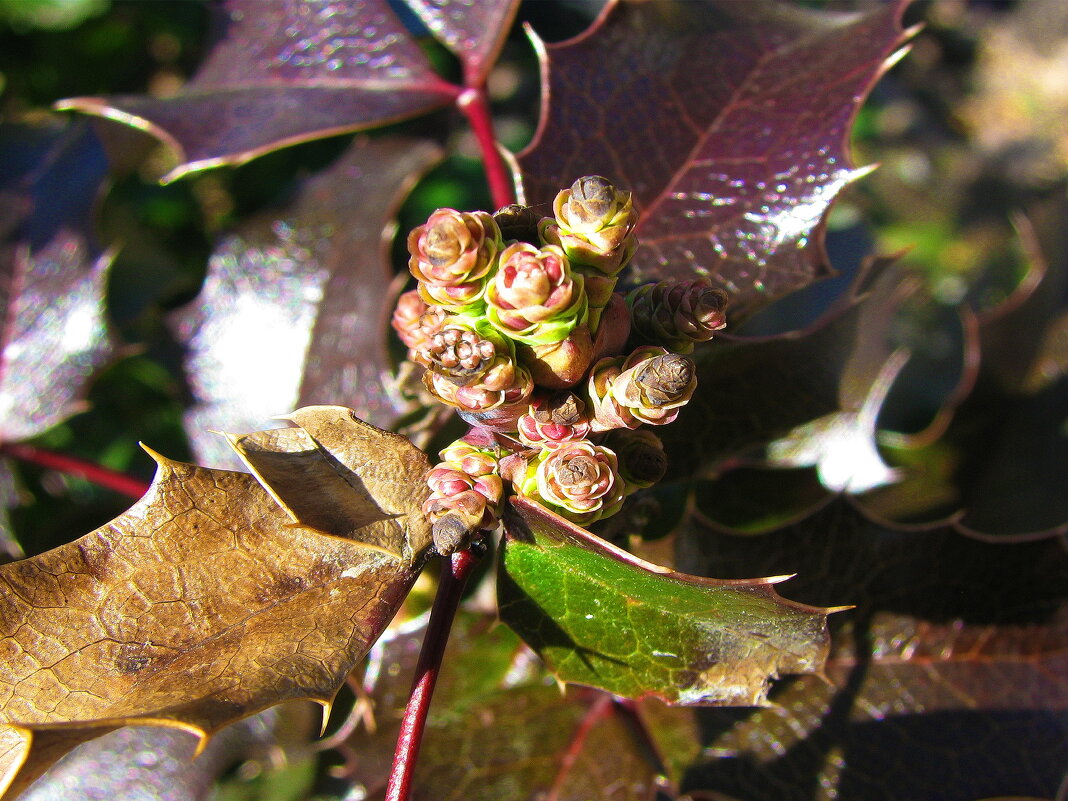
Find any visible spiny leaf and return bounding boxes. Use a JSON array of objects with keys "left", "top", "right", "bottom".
[
  {"left": 0, "top": 406, "right": 432, "bottom": 799},
  {"left": 170, "top": 136, "right": 441, "bottom": 470},
  {"left": 670, "top": 499, "right": 1068, "bottom": 800},
  {"left": 0, "top": 118, "right": 118, "bottom": 442},
  {"left": 58, "top": 0, "right": 458, "bottom": 182},
  {"left": 498, "top": 497, "right": 833, "bottom": 707},
  {"left": 515, "top": 0, "right": 910, "bottom": 319},
  {"left": 402, "top": 0, "right": 520, "bottom": 85}
]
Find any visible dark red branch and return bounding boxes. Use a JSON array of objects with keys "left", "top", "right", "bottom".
[
  {"left": 2, "top": 443, "right": 149, "bottom": 499},
  {"left": 458, "top": 87, "right": 517, "bottom": 210},
  {"left": 384, "top": 548, "right": 481, "bottom": 801}
]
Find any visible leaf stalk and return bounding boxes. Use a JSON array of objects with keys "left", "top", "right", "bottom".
[
  {"left": 1, "top": 443, "right": 149, "bottom": 499},
  {"left": 384, "top": 547, "right": 481, "bottom": 801},
  {"left": 458, "top": 87, "right": 517, "bottom": 210}
]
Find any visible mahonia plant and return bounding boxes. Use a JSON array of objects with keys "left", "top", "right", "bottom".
[{"left": 394, "top": 176, "right": 726, "bottom": 547}]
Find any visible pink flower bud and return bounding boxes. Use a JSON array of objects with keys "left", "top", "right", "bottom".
[
  {"left": 487, "top": 243, "right": 587, "bottom": 345},
  {"left": 511, "top": 440, "right": 625, "bottom": 525},
  {"left": 408, "top": 208, "right": 502, "bottom": 310}
]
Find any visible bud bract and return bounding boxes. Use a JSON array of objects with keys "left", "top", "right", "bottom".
[{"left": 487, "top": 243, "right": 587, "bottom": 345}]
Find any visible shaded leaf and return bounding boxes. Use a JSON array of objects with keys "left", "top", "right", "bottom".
[
  {"left": 21, "top": 712, "right": 284, "bottom": 801},
  {"left": 342, "top": 610, "right": 672, "bottom": 801},
  {"left": 669, "top": 499, "right": 1068, "bottom": 800},
  {"left": 0, "top": 406, "right": 432, "bottom": 799},
  {"left": 498, "top": 497, "right": 832, "bottom": 707},
  {"left": 403, "top": 0, "right": 520, "bottom": 85},
  {"left": 58, "top": 0, "right": 458, "bottom": 182},
  {"left": 171, "top": 136, "right": 441, "bottom": 469},
  {"left": 516, "top": 0, "right": 910, "bottom": 318},
  {"left": 0, "top": 118, "right": 118, "bottom": 442}
]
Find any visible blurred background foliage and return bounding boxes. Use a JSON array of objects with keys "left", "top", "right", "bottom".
[{"left": 1, "top": 0, "right": 1066, "bottom": 797}]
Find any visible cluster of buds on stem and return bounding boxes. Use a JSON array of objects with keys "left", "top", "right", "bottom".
[{"left": 392, "top": 177, "right": 728, "bottom": 540}]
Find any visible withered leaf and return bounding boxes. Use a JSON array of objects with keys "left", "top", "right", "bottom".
[
  {"left": 516, "top": 0, "right": 910, "bottom": 320},
  {"left": 58, "top": 0, "right": 457, "bottom": 182},
  {"left": 0, "top": 406, "right": 432, "bottom": 799}
]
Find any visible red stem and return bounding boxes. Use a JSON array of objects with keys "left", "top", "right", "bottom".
[
  {"left": 458, "top": 87, "right": 517, "bottom": 210},
  {"left": 384, "top": 548, "right": 481, "bottom": 801},
  {"left": 2, "top": 443, "right": 149, "bottom": 498},
  {"left": 547, "top": 692, "right": 613, "bottom": 800}
]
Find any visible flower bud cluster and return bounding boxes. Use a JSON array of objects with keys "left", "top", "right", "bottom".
[{"left": 393, "top": 177, "right": 728, "bottom": 534}]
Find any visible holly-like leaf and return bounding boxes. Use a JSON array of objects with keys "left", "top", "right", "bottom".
[
  {"left": 516, "top": 0, "right": 910, "bottom": 319},
  {"left": 171, "top": 136, "right": 441, "bottom": 469},
  {"left": 58, "top": 0, "right": 458, "bottom": 182},
  {"left": 672, "top": 499, "right": 1068, "bottom": 800},
  {"left": 403, "top": 0, "right": 520, "bottom": 85},
  {"left": 0, "top": 406, "right": 432, "bottom": 799},
  {"left": 498, "top": 497, "right": 833, "bottom": 707},
  {"left": 0, "top": 118, "right": 118, "bottom": 442}
]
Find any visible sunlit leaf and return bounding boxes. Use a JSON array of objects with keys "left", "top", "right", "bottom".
[
  {"left": 516, "top": 0, "right": 911, "bottom": 318},
  {"left": 0, "top": 407, "right": 432, "bottom": 799},
  {"left": 58, "top": 0, "right": 458, "bottom": 182},
  {"left": 170, "top": 136, "right": 441, "bottom": 469},
  {"left": 498, "top": 498, "right": 833, "bottom": 706}
]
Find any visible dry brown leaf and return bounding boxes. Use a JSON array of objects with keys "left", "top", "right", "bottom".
[{"left": 0, "top": 406, "right": 432, "bottom": 799}]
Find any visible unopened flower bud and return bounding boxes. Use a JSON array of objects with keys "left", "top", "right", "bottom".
[
  {"left": 541, "top": 175, "right": 638, "bottom": 276},
  {"left": 587, "top": 346, "right": 697, "bottom": 431},
  {"left": 511, "top": 439, "right": 626, "bottom": 525},
  {"left": 440, "top": 440, "right": 500, "bottom": 478},
  {"left": 424, "top": 362, "right": 533, "bottom": 413},
  {"left": 487, "top": 243, "right": 587, "bottom": 345},
  {"left": 423, "top": 463, "right": 504, "bottom": 534},
  {"left": 420, "top": 319, "right": 512, "bottom": 388},
  {"left": 628, "top": 278, "right": 728, "bottom": 353},
  {"left": 391, "top": 289, "right": 430, "bottom": 349},
  {"left": 517, "top": 392, "right": 592, "bottom": 449},
  {"left": 409, "top": 208, "right": 502, "bottom": 310},
  {"left": 602, "top": 429, "right": 667, "bottom": 491},
  {"left": 493, "top": 204, "right": 542, "bottom": 244}
]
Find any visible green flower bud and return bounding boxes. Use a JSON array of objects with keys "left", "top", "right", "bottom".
[
  {"left": 487, "top": 243, "right": 588, "bottom": 345},
  {"left": 542, "top": 175, "right": 638, "bottom": 275},
  {"left": 587, "top": 346, "right": 696, "bottom": 431},
  {"left": 408, "top": 208, "right": 502, "bottom": 311},
  {"left": 511, "top": 439, "right": 626, "bottom": 526},
  {"left": 601, "top": 429, "right": 667, "bottom": 491},
  {"left": 628, "top": 278, "right": 728, "bottom": 353}
]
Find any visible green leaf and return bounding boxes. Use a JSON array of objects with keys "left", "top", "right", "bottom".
[{"left": 497, "top": 498, "right": 834, "bottom": 706}]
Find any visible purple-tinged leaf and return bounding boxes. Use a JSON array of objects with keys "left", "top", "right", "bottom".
[
  {"left": 672, "top": 499, "right": 1068, "bottom": 801},
  {"left": 0, "top": 119, "right": 118, "bottom": 442},
  {"left": 171, "top": 136, "right": 441, "bottom": 468},
  {"left": 516, "top": 0, "right": 911, "bottom": 319},
  {"left": 59, "top": 0, "right": 458, "bottom": 182},
  {"left": 499, "top": 497, "right": 833, "bottom": 707},
  {"left": 403, "top": 0, "right": 521, "bottom": 85}
]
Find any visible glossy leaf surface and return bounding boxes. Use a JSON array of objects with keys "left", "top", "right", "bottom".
[
  {"left": 498, "top": 498, "right": 832, "bottom": 706},
  {"left": 58, "top": 0, "right": 458, "bottom": 181},
  {"left": 0, "top": 119, "right": 117, "bottom": 441},
  {"left": 0, "top": 407, "right": 432, "bottom": 799},
  {"left": 403, "top": 0, "right": 520, "bottom": 84},
  {"left": 670, "top": 499, "right": 1068, "bottom": 800},
  {"left": 171, "top": 137, "right": 440, "bottom": 469},
  {"left": 516, "top": 0, "right": 909, "bottom": 318}
]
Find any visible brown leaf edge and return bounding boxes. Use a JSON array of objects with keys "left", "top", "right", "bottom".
[{"left": 0, "top": 406, "right": 433, "bottom": 800}]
